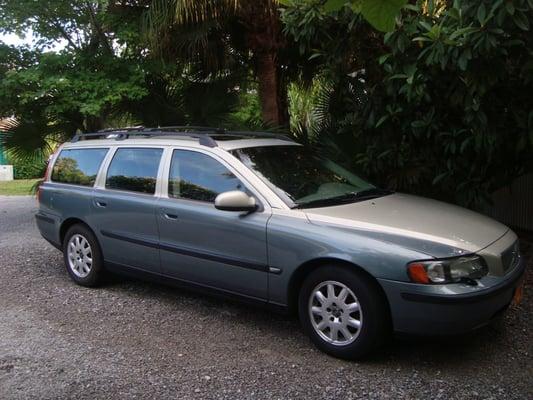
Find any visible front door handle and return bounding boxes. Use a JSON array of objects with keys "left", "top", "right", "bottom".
[{"left": 163, "top": 213, "right": 178, "bottom": 220}]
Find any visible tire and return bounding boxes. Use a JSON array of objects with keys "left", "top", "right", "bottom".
[
  {"left": 298, "top": 265, "right": 390, "bottom": 360},
  {"left": 62, "top": 224, "right": 105, "bottom": 287}
]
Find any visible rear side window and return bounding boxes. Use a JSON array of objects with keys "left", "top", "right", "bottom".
[
  {"left": 106, "top": 148, "right": 163, "bottom": 194},
  {"left": 51, "top": 148, "right": 108, "bottom": 186},
  {"left": 169, "top": 150, "right": 245, "bottom": 202}
]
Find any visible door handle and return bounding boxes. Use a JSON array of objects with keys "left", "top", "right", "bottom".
[
  {"left": 163, "top": 213, "right": 178, "bottom": 220},
  {"left": 94, "top": 200, "right": 107, "bottom": 208}
]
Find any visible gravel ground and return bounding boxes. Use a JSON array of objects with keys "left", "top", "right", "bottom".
[{"left": 0, "top": 196, "right": 531, "bottom": 399}]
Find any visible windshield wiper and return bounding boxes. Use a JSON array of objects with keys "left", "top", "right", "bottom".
[
  {"left": 352, "top": 188, "right": 394, "bottom": 199},
  {"left": 293, "top": 188, "right": 393, "bottom": 209}
]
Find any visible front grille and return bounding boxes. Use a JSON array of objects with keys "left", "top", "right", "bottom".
[{"left": 501, "top": 241, "right": 521, "bottom": 273}]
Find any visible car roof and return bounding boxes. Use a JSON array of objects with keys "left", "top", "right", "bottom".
[{"left": 62, "top": 127, "right": 300, "bottom": 151}]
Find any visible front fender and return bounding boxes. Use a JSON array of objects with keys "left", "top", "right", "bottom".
[{"left": 266, "top": 212, "right": 430, "bottom": 306}]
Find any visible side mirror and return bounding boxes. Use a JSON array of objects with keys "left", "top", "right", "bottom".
[{"left": 214, "top": 190, "right": 257, "bottom": 212}]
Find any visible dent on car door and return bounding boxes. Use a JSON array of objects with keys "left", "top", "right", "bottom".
[
  {"left": 92, "top": 147, "right": 163, "bottom": 273},
  {"left": 156, "top": 149, "right": 270, "bottom": 300}
]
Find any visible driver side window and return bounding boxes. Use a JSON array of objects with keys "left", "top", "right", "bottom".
[{"left": 169, "top": 150, "right": 246, "bottom": 202}]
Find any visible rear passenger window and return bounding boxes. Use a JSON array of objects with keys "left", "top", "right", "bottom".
[
  {"left": 52, "top": 148, "right": 108, "bottom": 186},
  {"left": 169, "top": 150, "right": 246, "bottom": 202},
  {"left": 106, "top": 148, "right": 163, "bottom": 194}
]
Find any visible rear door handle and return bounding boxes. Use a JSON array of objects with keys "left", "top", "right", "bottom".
[
  {"left": 94, "top": 200, "right": 107, "bottom": 208},
  {"left": 163, "top": 213, "right": 178, "bottom": 220}
]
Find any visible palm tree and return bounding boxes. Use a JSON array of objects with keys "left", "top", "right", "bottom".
[{"left": 145, "top": 0, "right": 289, "bottom": 127}]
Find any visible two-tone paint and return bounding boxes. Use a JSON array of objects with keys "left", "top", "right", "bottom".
[{"left": 36, "top": 136, "right": 526, "bottom": 336}]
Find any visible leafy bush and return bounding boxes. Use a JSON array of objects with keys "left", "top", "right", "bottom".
[
  {"left": 7, "top": 156, "right": 46, "bottom": 179},
  {"left": 282, "top": 0, "right": 533, "bottom": 208}
]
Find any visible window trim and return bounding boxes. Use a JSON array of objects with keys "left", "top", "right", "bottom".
[
  {"left": 50, "top": 147, "right": 110, "bottom": 188},
  {"left": 161, "top": 146, "right": 267, "bottom": 210},
  {"left": 99, "top": 146, "right": 165, "bottom": 197}
]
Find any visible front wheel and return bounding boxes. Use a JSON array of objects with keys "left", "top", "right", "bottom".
[{"left": 298, "top": 265, "right": 389, "bottom": 359}]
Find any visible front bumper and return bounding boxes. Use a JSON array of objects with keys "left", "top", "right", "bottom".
[{"left": 377, "top": 257, "right": 526, "bottom": 335}]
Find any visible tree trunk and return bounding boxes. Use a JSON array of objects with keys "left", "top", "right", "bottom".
[
  {"left": 241, "top": 1, "right": 288, "bottom": 127},
  {"left": 255, "top": 50, "right": 288, "bottom": 127}
]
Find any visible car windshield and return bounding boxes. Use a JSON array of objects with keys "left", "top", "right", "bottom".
[{"left": 231, "top": 145, "right": 390, "bottom": 208}]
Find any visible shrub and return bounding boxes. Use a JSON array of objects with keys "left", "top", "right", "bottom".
[
  {"left": 282, "top": 0, "right": 533, "bottom": 209},
  {"left": 8, "top": 156, "right": 46, "bottom": 179}
]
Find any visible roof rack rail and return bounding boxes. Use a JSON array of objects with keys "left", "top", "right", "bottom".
[
  {"left": 71, "top": 130, "right": 218, "bottom": 147},
  {"left": 221, "top": 130, "right": 294, "bottom": 142},
  {"left": 146, "top": 126, "right": 225, "bottom": 133},
  {"left": 70, "top": 125, "right": 294, "bottom": 147},
  {"left": 97, "top": 126, "right": 145, "bottom": 133}
]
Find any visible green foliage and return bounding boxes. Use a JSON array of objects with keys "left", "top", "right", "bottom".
[
  {"left": 283, "top": 0, "right": 533, "bottom": 208},
  {"left": 0, "top": 48, "right": 147, "bottom": 119},
  {"left": 371, "top": 0, "right": 533, "bottom": 206},
  {"left": 224, "top": 89, "right": 264, "bottom": 130},
  {"left": 7, "top": 155, "right": 45, "bottom": 179},
  {"left": 281, "top": 0, "right": 407, "bottom": 32},
  {"left": 0, "top": 1, "right": 150, "bottom": 161},
  {"left": 360, "top": 0, "right": 407, "bottom": 32},
  {"left": 0, "top": 0, "right": 252, "bottom": 163},
  {"left": 1, "top": 0, "right": 531, "bottom": 212}
]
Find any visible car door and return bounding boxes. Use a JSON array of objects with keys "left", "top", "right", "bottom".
[
  {"left": 156, "top": 148, "right": 270, "bottom": 300},
  {"left": 91, "top": 147, "right": 164, "bottom": 273}
]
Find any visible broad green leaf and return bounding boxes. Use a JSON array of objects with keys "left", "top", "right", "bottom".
[
  {"left": 378, "top": 53, "right": 392, "bottom": 64},
  {"left": 411, "top": 120, "right": 426, "bottom": 128},
  {"left": 432, "top": 172, "right": 448, "bottom": 185},
  {"left": 375, "top": 115, "right": 388, "bottom": 128},
  {"left": 458, "top": 54, "right": 467, "bottom": 71},
  {"left": 460, "top": 137, "right": 472, "bottom": 153},
  {"left": 419, "top": 21, "right": 433, "bottom": 32},
  {"left": 404, "top": 4, "right": 419, "bottom": 12},
  {"left": 389, "top": 73, "right": 408, "bottom": 80},
  {"left": 323, "top": 0, "right": 347, "bottom": 13},
  {"left": 448, "top": 26, "right": 477, "bottom": 41},
  {"left": 513, "top": 12, "right": 530, "bottom": 31},
  {"left": 350, "top": 0, "right": 363, "bottom": 13},
  {"left": 413, "top": 36, "right": 432, "bottom": 42},
  {"left": 361, "top": 0, "right": 407, "bottom": 32},
  {"left": 477, "top": 3, "right": 486, "bottom": 25}
]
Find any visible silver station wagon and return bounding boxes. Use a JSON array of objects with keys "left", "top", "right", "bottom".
[{"left": 35, "top": 127, "right": 526, "bottom": 359}]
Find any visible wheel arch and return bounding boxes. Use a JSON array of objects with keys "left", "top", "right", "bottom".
[
  {"left": 59, "top": 217, "right": 97, "bottom": 246},
  {"left": 286, "top": 257, "right": 391, "bottom": 318}
]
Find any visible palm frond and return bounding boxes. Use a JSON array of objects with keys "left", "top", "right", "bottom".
[
  {"left": 145, "top": 0, "right": 236, "bottom": 48},
  {"left": 144, "top": 7, "right": 242, "bottom": 74},
  {"left": 0, "top": 118, "right": 58, "bottom": 163}
]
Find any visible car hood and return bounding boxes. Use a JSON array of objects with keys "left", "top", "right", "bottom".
[{"left": 304, "top": 193, "right": 508, "bottom": 256}]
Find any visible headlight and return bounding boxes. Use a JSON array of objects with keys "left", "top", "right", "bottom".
[{"left": 407, "top": 255, "right": 488, "bottom": 284}]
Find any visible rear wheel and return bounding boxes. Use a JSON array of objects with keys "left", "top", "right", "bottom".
[
  {"left": 63, "top": 224, "right": 105, "bottom": 287},
  {"left": 298, "top": 265, "right": 389, "bottom": 359}
]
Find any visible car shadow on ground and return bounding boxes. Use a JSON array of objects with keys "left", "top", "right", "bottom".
[{"left": 97, "top": 266, "right": 525, "bottom": 367}]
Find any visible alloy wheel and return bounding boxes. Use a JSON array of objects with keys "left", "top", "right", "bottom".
[
  {"left": 308, "top": 280, "right": 363, "bottom": 346},
  {"left": 67, "top": 234, "right": 93, "bottom": 278}
]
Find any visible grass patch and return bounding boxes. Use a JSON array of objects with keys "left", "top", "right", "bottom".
[{"left": 0, "top": 179, "right": 40, "bottom": 196}]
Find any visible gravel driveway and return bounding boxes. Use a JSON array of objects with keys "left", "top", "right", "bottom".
[{"left": 0, "top": 196, "right": 531, "bottom": 399}]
